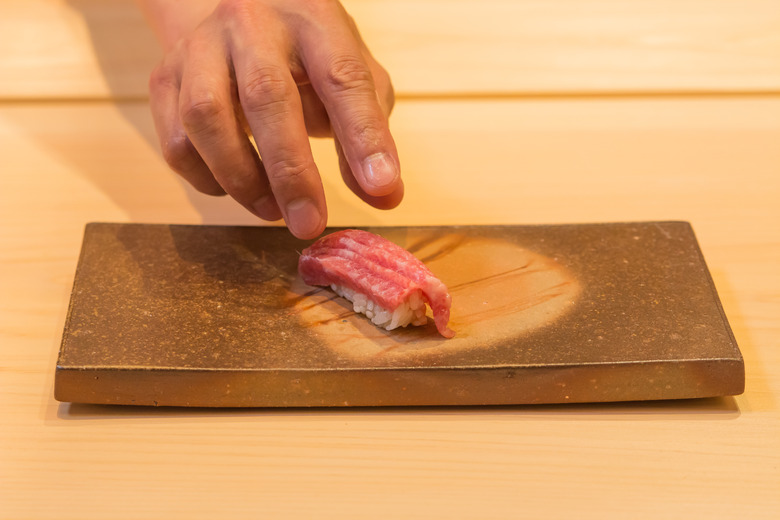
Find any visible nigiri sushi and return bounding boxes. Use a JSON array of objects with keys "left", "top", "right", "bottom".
[{"left": 298, "top": 229, "right": 454, "bottom": 338}]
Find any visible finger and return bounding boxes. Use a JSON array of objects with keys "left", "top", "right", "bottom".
[
  {"left": 335, "top": 138, "right": 403, "bottom": 209},
  {"left": 231, "top": 33, "right": 327, "bottom": 239},
  {"left": 177, "top": 33, "right": 282, "bottom": 221},
  {"left": 298, "top": 82, "right": 332, "bottom": 138},
  {"left": 148, "top": 57, "right": 225, "bottom": 196},
  {"left": 297, "top": 9, "right": 401, "bottom": 199}
]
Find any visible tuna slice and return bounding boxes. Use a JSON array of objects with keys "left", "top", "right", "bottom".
[{"left": 298, "top": 229, "right": 454, "bottom": 338}]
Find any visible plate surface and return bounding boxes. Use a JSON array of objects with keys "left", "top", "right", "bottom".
[{"left": 55, "top": 222, "right": 744, "bottom": 406}]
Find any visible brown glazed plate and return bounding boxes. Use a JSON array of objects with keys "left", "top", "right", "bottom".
[{"left": 55, "top": 221, "right": 744, "bottom": 407}]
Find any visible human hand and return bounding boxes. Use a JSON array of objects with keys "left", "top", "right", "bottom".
[{"left": 142, "top": 0, "right": 402, "bottom": 238}]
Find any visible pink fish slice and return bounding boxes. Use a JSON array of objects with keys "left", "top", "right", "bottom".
[{"left": 298, "top": 229, "right": 454, "bottom": 338}]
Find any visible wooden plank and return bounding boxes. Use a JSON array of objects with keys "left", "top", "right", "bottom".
[
  {"left": 1, "top": 0, "right": 778, "bottom": 100},
  {"left": 0, "top": 0, "right": 160, "bottom": 99},
  {"left": 359, "top": 0, "right": 780, "bottom": 96},
  {"left": 1, "top": 98, "right": 778, "bottom": 233},
  {"left": 1, "top": 98, "right": 779, "bottom": 517}
]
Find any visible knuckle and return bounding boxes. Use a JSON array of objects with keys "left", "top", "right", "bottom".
[
  {"left": 160, "top": 131, "right": 197, "bottom": 172},
  {"left": 326, "top": 55, "right": 374, "bottom": 94},
  {"left": 347, "top": 116, "right": 384, "bottom": 148},
  {"left": 266, "top": 158, "right": 312, "bottom": 183},
  {"left": 148, "top": 62, "right": 176, "bottom": 94},
  {"left": 241, "top": 67, "right": 292, "bottom": 118},
  {"left": 180, "top": 91, "right": 226, "bottom": 133}
]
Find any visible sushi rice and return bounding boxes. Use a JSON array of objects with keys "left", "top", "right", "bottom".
[{"left": 330, "top": 284, "right": 427, "bottom": 331}]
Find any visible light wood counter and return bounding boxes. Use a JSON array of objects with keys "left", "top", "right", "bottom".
[{"left": 1, "top": 1, "right": 778, "bottom": 518}]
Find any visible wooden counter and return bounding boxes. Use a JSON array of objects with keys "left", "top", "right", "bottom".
[{"left": 1, "top": 1, "right": 778, "bottom": 518}]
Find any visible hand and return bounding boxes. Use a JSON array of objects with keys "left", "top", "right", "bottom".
[{"left": 142, "top": 0, "right": 403, "bottom": 238}]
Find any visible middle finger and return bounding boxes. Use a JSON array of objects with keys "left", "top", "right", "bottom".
[{"left": 230, "top": 18, "right": 328, "bottom": 239}]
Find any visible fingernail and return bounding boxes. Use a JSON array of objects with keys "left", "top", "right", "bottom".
[
  {"left": 286, "top": 198, "right": 323, "bottom": 238},
  {"left": 364, "top": 152, "right": 398, "bottom": 190}
]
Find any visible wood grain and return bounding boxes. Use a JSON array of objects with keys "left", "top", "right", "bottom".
[{"left": 1, "top": 0, "right": 778, "bottom": 100}]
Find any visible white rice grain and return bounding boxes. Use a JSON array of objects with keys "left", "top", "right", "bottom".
[{"left": 330, "top": 284, "right": 427, "bottom": 331}]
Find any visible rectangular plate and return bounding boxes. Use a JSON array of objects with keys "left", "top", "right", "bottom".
[{"left": 55, "top": 222, "right": 744, "bottom": 406}]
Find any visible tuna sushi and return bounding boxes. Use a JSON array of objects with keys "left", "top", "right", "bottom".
[{"left": 298, "top": 229, "right": 455, "bottom": 338}]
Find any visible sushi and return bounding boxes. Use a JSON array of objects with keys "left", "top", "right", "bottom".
[{"left": 298, "top": 229, "right": 455, "bottom": 338}]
